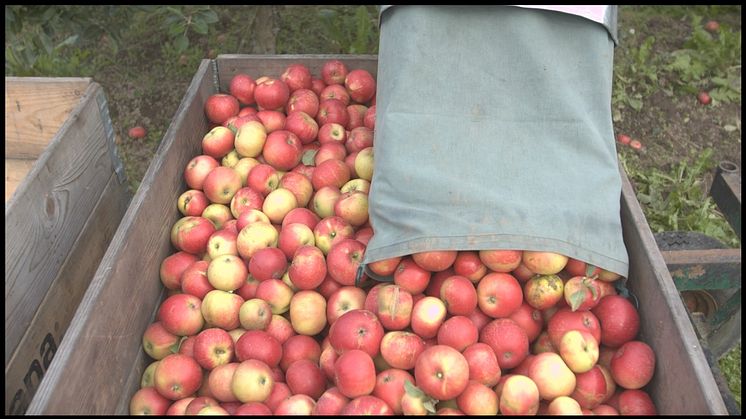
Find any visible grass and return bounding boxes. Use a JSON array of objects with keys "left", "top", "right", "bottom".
[{"left": 5, "top": 4, "right": 741, "bottom": 412}]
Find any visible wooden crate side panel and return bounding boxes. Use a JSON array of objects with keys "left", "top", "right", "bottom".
[
  {"left": 4, "top": 83, "right": 115, "bottom": 366},
  {"left": 619, "top": 168, "right": 727, "bottom": 415},
  {"left": 5, "top": 77, "right": 92, "bottom": 159},
  {"left": 4, "top": 158, "right": 36, "bottom": 202},
  {"left": 4, "top": 172, "right": 131, "bottom": 415},
  {"left": 26, "top": 60, "right": 216, "bottom": 415},
  {"left": 215, "top": 54, "right": 379, "bottom": 92}
]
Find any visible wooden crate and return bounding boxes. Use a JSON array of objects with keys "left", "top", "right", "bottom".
[
  {"left": 26, "top": 55, "right": 728, "bottom": 414},
  {"left": 4, "top": 77, "right": 132, "bottom": 414}
]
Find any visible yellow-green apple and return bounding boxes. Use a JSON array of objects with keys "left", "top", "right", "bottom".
[
  {"left": 201, "top": 203, "right": 232, "bottom": 230},
  {"left": 237, "top": 221, "right": 278, "bottom": 260},
  {"left": 548, "top": 395, "right": 583, "bottom": 415},
  {"left": 345, "top": 126, "right": 373, "bottom": 153},
  {"left": 345, "top": 69, "right": 376, "bottom": 104},
  {"left": 497, "top": 374, "right": 539, "bottom": 415},
  {"left": 141, "top": 360, "right": 159, "bottom": 387},
  {"left": 373, "top": 284, "right": 413, "bottom": 331},
  {"left": 440, "top": 275, "right": 478, "bottom": 316},
  {"left": 229, "top": 73, "right": 256, "bottom": 105},
  {"left": 372, "top": 369, "right": 415, "bottom": 414},
  {"left": 367, "top": 256, "right": 402, "bottom": 278},
  {"left": 334, "top": 349, "right": 377, "bottom": 398},
  {"left": 235, "top": 120, "right": 267, "bottom": 158},
  {"left": 610, "top": 341, "right": 655, "bottom": 390},
  {"left": 314, "top": 386, "right": 350, "bottom": 415},
  {"left": 280, "top": 334, "right": 322, "bottom": 372},
  {"left": 284, "top": 110, "right": 319, "bottom": 144},
  {"left": 327, "top": 285, "right": 367, "bottom": 325},
  {"left": 261, "top": 187, "right": 297, "bottom": 224},
  {"left": 278, "top": 172, "right": 313, "bottom": 208},
  {"left": 564, "top": 275, "right": 603, "bottom": 311},
  {"left": 206, "top": 229, "right": 238, "bottom": 260},
  {"left": 255, "top": 278, "right": 294, "bottom": 315},
  {"left": 185, "top": 154, "right": 220, "bottom": 191},
  {"left": 201, "top": 289, "right": 244, "bottom": 330},
  {"left": 158, "top": 293, "right": 204, "bottom": 336},
  {"left": 256, "top": 109, "right": 286, "bottom": 133},
  {"left": 437, "top": 316, "right": 478, "bottom": 352},
  {"left": 410, "top": 296, "right": 447, "bottom": 339},
  {"left": 285, "top": 359, "right": 325, "bottom": 399},
  {"left": 559, "top": 329, "right": 599, "bottom": 373},
  {"left": 347, "top": 104, "right": 368, "bottom": 130},
  {"left": 310, "top": 185, "right": 342, "bottom": 219},
  {"left": 229, "top": 186, "right": 264, "bottom": 219},
  {"left": 262, "top": 130, "right": 302, "bottom": 171},
  {"left": 202, "top": 126, "right": 235, "bottom": 159},
  {"left": 160, "top": 251, "right": 199, "bottom": 290},
  {"left": 248, "top": 247, "right": 287, "bottom": 282},
  {"left": 203, "top": 166, "right": 242, "bottom": 205},
  {"left": 246, "top": 163, "right": 279, "bottom": 196},
  {"left": 318, "top": 122, "right": 347, "bottom": 144},
  {"left": 142, "top": 321, "right": 181, "bottom": 360},
  {"left": 479, "top": 249, "right": 522, "bottom": 273},
  {"left": 363, "top": 104, "right": 376, "bottom": 130},
  {"left": 462, "top": 342, "right": 501, "bottom": 387},
  {"left": 277, "top": 223, "right": 315, "bottom": 261},
  {"left": 313, "top": 215, "right": 354, "bottom": 255},
  {"left": 591, "top": 295, "right": 640, "bottom": 348},
  {"left": 286, "top": 244, "right": 326, "bottom": 290},
  {"left": 321, "top": 59, "right": 349, "bottom": 86},
  {"left": 235, "top": 208, "right": 270, "bottom": 232},
  {"left": 129, "top": 387, "right": 172, "bottom": 415},
  {"left": 194, "top": 327, "right": 235, "bottom": 370},
  {"left": 235, "top": 329, "right": 283, "bottom": 369},
  {"left": 289, "top": 289, "right": 327, "bottom": 335},
  {"left": 154, "top": 353, "right": 203, "bottom": 400},
  {"left": 480, "top": 318, "right": 529, "bottom": 370},
  {"left": 171, "top": 216, "right": 216, "bottom": 255},
  {"left": 225, "top": 114, "right": 261, "bottom": 136},
  {"left": 233, "top": 157, "right": 260, "bottom": 187},
  {"left": 341, "top": 179, "right": 371, "bottom": 196},
  {"left": 312, "top": 158, "right": 351, "bottom": 191},
  {"left": 414, "top": 345, "right": 470, "bottom": 401},
  {"left": 222, "top": 148, "right": 240, "bottom": 168},
  {"left": 205, "top": 93, "right": 239, "bottom": 124},
  {"left": 477, "top": 272, "right": 524, "bottom": 318},
  {"left": 264, "top": 382, "right": 292, "bottom": 412},
  {"left": 265, "top": 314, "right": 295, "bottom": 345},
  {"left": 328, "top": 309, "right": 384, "bottom": 357},
  {"left": 320, "top": 84, "right": 351, "bottom": 105},
  {"left": 523, "top": 251, "right": 569, "bottom": 275},
  {"left": 287, "top": 89, "right": 319, "bottom": 119},
  {"left": 231, "top": 359, "right": 275, "bottom": 403},
  {"left": 456, "top": 380, "right": 498, "bottom": 415},
  {"left": 254, "top": 77, "right": 289, "bottom": 111},
  {"left": 569, "top": 364, "right": 611, "bottom": 409},
  {"left": 617, "top": 389, "right": 657, "bottom": 415},
  {"left": 333, "top": 191, "right": 369, "bottom": 227},
  {"left": 393, "top": 256, "right": 432, "bottom": 295},
  {"left": 315, "top": 141, "right": 347, "bottom": 165},
  {"left": 234, "top": 401, "right": 272, "bottom": 415},
  {"left": 326, "top": 238, "right": 366, "bottom": 286},
  {"left": 207, "top": 254, "right": 248, "bottom": 292},
  {"left": 527, "top": 352, "right": 576, "bottom": 400},
  {"left": 239, "top": 298, "right": 273, "bottom": 331},
  {"left": 453, "top": 251, "right": 487, "bottom": 283},
  {"left": 524, "top": 274, "right": 564, "bottom": 310},
  {"left": 273, "top": 394, "right": 316, "bottom": 415},
  {"left": 508, "top": 302, "right": 544, "bottom": 343},
  {"left": 547, "top": 307, "right": 602, "bottom": 349},
  {"left": 181, "top": 260, "right": 213, "bottom": 299},
  {"left": 178, "top": 189, "right": 210, "bottom": 217},
  {"left": 379, "top": 330, "right": 426, "bottom": 371}
]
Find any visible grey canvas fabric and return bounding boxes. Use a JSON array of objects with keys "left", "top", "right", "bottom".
[{"left": 361, "top": 5, "right": 629, "bottom": 281}]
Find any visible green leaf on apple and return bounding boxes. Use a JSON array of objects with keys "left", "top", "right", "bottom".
[
  {"left": 569, "top": 289, "right": 587, "bottom": 312},
  {"left": 301, "top": 149, "right": 318, "bottom": 166},
  {"left": 585, "top": 263, "right": 598, "bottom": 278}
]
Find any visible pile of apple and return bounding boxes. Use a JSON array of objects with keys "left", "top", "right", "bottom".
[{"left": 129, "top": 60, "right": 658, "bottom": 415}]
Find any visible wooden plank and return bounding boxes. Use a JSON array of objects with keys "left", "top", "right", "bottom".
[
  {"left": 4, "top": 158, "right": 36, "bottom": 202},
  {"left": 5, "top": 83, "right": 114, "bottom": 367},
  {"left": 215, "top": 54, "right": 379, "bottom": 93},
  {"left": 619, "top": 167, "right": 728, "bottom": 415},
  {"left": 27, "top": 59, "right": 215, "bottom": 415},
  {"left": 710, "top": 164, "right": 741, "bottom": 240},
  {"left": 5, "top": 172, "right": 131, "bottom": 415},
  {"left": 5, "top": 77, "right": 91, "bottom": 159}
]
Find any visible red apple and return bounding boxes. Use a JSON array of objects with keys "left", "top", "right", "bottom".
[
  {"left": 203, "top": 166, "right": 242, "bottom": 204},
  {"left": 410, "top": 296, "right": 447, "bottom": 340},
  {"left": 414, "top": 345, "right": 470, "bottom": 401},
  {"left": 373, "top": 284, "right": 414, "bottom": 331},
  {"left": 321, "top": 60, "right": 349, "bottom": 85},
  {"left": 185, "top": 155, "right": 220, "bottom": 191},
  {"left": 453, "top": 251, "right": 487, "bottom": 283},
  {"left": 287, "top": 88, "right": 320, "bottom": 119},
  {"left": 373, "top": 369, "right": 415, "bottom": 415},
  {"left": 345, "top": 126, "right": 374, "bottom": 154},
  {"left": 264, "top": 382, "right": 292, "bottom": 412},
  {"left": 326, "top": 238, "right": 366, "bottom": 286},
  {"left": 328, "top": 309, "right": 385, "bottom": 357},
  {"left": 229, "top": 74, "right": 256, "bottom": 106},
  {"left": 287, "top": 244, "right": 327, "bottom": 290},
  {"left": 266, "top": 314, "right": 296, "bottom": 346},
  {"left": 318, "top": 122, "right": 348, "bottom": 144},
  {"left": 280, "top": 63, "right": 312, "bottom": 92},
  {"left": 498, "top": 374, "right": 540, "bottom": 415},
  {"left": 340, "top": 395, "right": 394, "bottom": 415},
  {"left": 335, "top": 348, "right": 377, "bottom": 398},
  {"left": 229, "top": 186, "right": 264, "bottom": 218},
  {"left": 456, "top": 380, "right": 499, "bottom": 415},
  {"left": 254, "top": 278, "right": 293, "bottom": 315},
  {"left": 379, "top": 330, "right": 426, "bottom": 371},
  {"left": 344, "top": 69, "right": 376, "bottom": 104},
  {"left": 477, "top": 272, "right": 523, "bottom": 318},
  {"left": 202, "top": 126, "right": 235, "bottom": 159},
  {"left": 440, "top": 275, "right": 478, "bottom": 316},
  {"left": 479, "top": 318, "right": 529, "bottom": 370},
  {"left": 235, "top": 329, "right": 283, "bottom": 368},
  {"left": 697, "top": 91, "right": 712, "bottom": 105},
  {"left": 142, "top": 321, "right": 180, "bottom": 361},
  {"left": 508, "top": 302, "right": 544, "bottom": 343},
  {"left": 285, "top": 358, "right": 325, "bottom": 400},
  {"left": 154, "top": 353, "right": 203, "bottom": 400},
  {"left": 234, "top": 401, "right": 271, "bottom": 415},
  {"left": 256, "top": 109, "right": 286, "bottom": 133},
  {"left": 564, "top": 275, "right": 603, "bottom": 311},
  {"left": 280, "top": 334, "right": 322, "bottom": 372},
  {"left": 320, "top": 83, "right": 351, "bottom": 105},
  {"left": 248, "top": 247, "right": 287, "bottom": 282},
  {"left": 261, "top": 130, "right": 302, "bottom": 171},
  {"left": 206, "top": 228, "right": 239, "bottom": 260},
  {"left": 437, "top": 315, "right": 478, "bottom": 352},
  {"left": 591, "top": 295, "right": 640, "bottom": 348},
  {"left": 570, "top": 364, "right": 610, "bottom": 409},
  {"left": 281, "top": 206, "right": 319, "bottom": 229},
  {"left": 313, "top": 215, "right": 354, "bottom": 255},
  {"left": 327, "top": 285, "right": 367, "bottom": 325},
  {"left": 160, "top": 251, "right": 199, "bottom": 290},
  {"left": 528, "top": 352, "right": 576, "bottom": 400},
  {"left": 178, "top": 189, "right": 210, "bottom": 217},
  {"left": 617, "top": 389, "right": 657, "bottom": 415},
  {"left": 158, "top": 293, "right": 204, "bottom": 337},
  {"left": 312, "top": 158, "right": 351, "bottom": 190},
  {"left": 610, "top": 341, "right": 655, "bottom": 390},
  {"left": 193, "top": 328, "right": 235, "bottom": 371},
  {"left": 462, "top": 342, "right": 501, "bottom": 387},
  {"left": 313, "top": 386, "right": 350, "bottom": 415},
  {"left": 479, "top": 249, "right": 522, "bottom": 273},
  {"left": 254, "top": 77, "right": 289, "bottom": 111},
  {"left": 205, "top": 93, "right": 240, "bottom": 124},
  {"left": 394, "top": 256, "right": 432, "bottom": 295},
  {"left": 317, "top": 98, "right": 350, "bottom": 128},
  {"left": 363, "top": 104, "right": 376, "bottom": 130},
  {"left": 130, "top": 387, "right": 172, "bottom": 415},
  {"left": 547, "top": 307, "right": 602, "bottom": 349}
]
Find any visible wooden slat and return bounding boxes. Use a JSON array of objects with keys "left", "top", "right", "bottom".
[
  {"left": 5, "top": 83, "right": 113, "bottom": 367},
  {"left": 27, "top": 59, "right": 215, "bottom": 415},
  {"left": 5, "top": 172, "right": 131, "bottom": 415},
  {"left": 5, "top": 77, "right": 91, "bottom": 159},
  {"left": 4, "top": 158, "right": 36, "bottom": 202},
  {"left": 619, "top": 167, "right": 728, "bottom": 415}
]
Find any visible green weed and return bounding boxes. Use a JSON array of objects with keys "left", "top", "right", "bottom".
[
  {"left": 719, "top": 344, "right": 742, "bottom": 412},
  {"left": 613, "top": 36, "right": 662, "bottom": 118}
]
